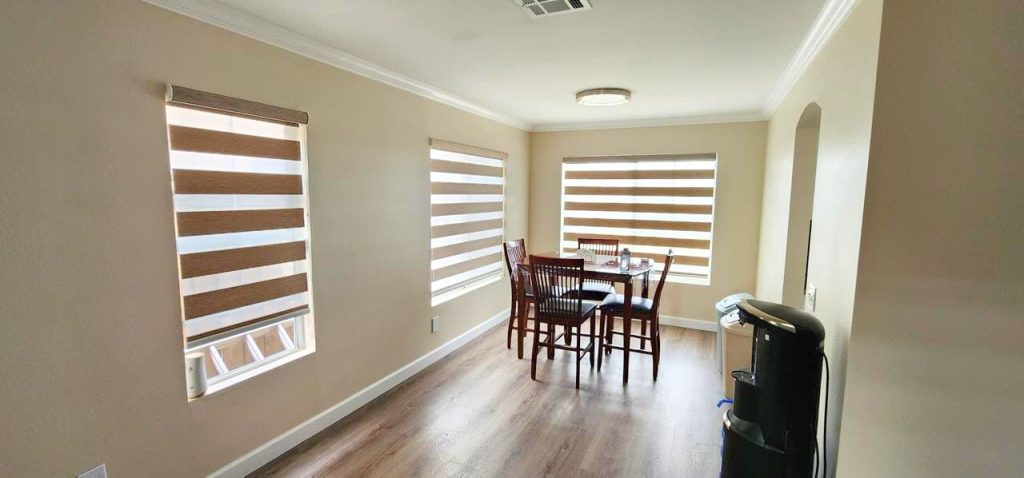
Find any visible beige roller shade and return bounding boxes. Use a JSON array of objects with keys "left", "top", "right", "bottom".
[
  {"left": 166, "top": 84, "right": 309, "bottom": 125},
  {"left": 179, "top": 241, "right": 306, "bottom": 279},
  {"left": 561, "top": 154, "right": 718, "bottom": 281},
  {"left": 165, "top": 89, "right": 314, "bottom": 344},
  {"left": 429, "top": 139, "right": 506, "bottom": 300}
]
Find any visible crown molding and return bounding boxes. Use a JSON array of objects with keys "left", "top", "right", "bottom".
[
  {"left": 141, "top": 0, "right": 532, "bottom": 130},
  {"left": 531, "top": 111, "right": 767, "bottom": 133},
  {"left": 761, "top": 0, "right": 860, "bottom": 117}
]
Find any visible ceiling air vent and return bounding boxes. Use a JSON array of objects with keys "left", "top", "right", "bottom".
[{"left": 513, "top": 0, "right": 592, "bottom": 18}]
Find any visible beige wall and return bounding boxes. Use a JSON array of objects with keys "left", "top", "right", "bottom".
[
  {"left": 529, "top": 123, "right": 767, "bottom": 322},
  {"left": 838, "top": 1, "right": 1024, "bottom": 476},
  {"left": 0, "top": 1, "right": 527, "bottom": 476},
  {"left": 7, "top": 1, "right": 1018, "bottom": 477},
  {"left": 754, "top": 0, "right": 883, "bottom": 472}
]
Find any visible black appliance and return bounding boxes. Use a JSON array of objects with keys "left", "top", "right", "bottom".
[{"left": 721, "top": 300, "right": 825, "bottom": 478}]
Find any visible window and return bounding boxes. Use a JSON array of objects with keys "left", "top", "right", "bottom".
[
  {"left": 165, "top": 85, "right": 315, "bottom": 396},
  {"left": 429, "top": 139, "right": 507, "bottom": 306},
  {"left": 560, "top": 154, "right": 717, "bottom": 283}
]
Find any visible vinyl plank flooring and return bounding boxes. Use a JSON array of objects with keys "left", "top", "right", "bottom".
[{"left": 251, "top": 320, "right": 723, "bottom": 478}]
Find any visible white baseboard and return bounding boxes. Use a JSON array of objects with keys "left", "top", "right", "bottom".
[
  {"left": 659, "top": 315, "right": 717, "bottom": 332},
  {"left": 209, "top": 308, "right": 511, "bottom": 478}
]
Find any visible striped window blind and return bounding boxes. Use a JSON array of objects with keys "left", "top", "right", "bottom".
[
  {"left": 430, "top": 139, "right": 507, "bottom": 304},
  {"left": 561, "top": 154, "right": 717, "bottom": 281},
  {"left": 165, "top": 85, "right": 314, "bottom": 389}
]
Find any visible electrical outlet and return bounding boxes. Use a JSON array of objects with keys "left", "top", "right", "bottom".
[
  {"left": 78, "top": 464, "right": 107, "bottom": 478},
  {"left": 805, "top": 284, "right": 817, "bottom": 312},
  {"left": 431, "top": 316, "right": 440, "bottom": 333}
]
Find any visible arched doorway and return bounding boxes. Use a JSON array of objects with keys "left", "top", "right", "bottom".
[{"left": 782, "top": 103, "right": 822, "bottom": 308}]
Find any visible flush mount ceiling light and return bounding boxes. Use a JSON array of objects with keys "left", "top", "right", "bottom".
[{"left": 576, "top": 88, "right": 631, "bottom": 106}]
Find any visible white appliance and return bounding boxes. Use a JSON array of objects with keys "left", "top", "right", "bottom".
[
  {"left": 185, "top": 352, "right": 208, "bottom": 399},
  {"left": 715, "top": 292, "right": 754, "bottom": 373}
]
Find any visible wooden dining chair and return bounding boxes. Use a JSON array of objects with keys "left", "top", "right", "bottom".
[
  {"left": 575, "top": 237, "right": 620, "bottom": 301},
  {"left": 528, "top": 255, "right": 598, "bottom": 389},
  {"left": 598, "top": 253, "right": 675, "bottom": 381},
  {"left": 503, "top": 239, "right": 570, "bottom": 349},
  {"left": 503, "top": 239, "right": 532, "bottom": 349}
]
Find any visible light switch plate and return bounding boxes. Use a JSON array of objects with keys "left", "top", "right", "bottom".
[
  {"left": 79, "top": 464, "right": 107, "bottom": 478},
  {"left": 805, "top": 284, "right": 817, "bottom": 312},
  {"left": 431, "top": 316, "right": 440, "bottom": 333}
]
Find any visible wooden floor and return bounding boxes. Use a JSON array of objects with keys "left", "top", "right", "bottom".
[{"left": 252, "top": 319, "right": 724, "bottom": 478}]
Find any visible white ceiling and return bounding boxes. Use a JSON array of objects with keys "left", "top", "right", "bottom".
[{"left": 199, "top": 0, "right": 827, "bottom": 130}]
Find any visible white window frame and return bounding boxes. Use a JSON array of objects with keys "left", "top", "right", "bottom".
[
  {"left": 164, "top": 101, "right": 317, "bottom": 399},
  {"left": 429, "top": 141, "right": 508, "bottom": 306},
  {"left": 558, "top": 154, "right": 718, "bottom": 286}
]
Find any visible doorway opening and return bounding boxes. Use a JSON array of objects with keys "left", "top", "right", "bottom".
[{"left": 782, "top": 103, "right": 821, "bottom": 308}]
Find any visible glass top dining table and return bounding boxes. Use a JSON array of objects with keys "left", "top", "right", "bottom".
[{"left": 514, "top": 252, "right": 654, "bottom": 383}]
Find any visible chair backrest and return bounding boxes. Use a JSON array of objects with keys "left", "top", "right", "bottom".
[
  {"left": 503, "top": 239, "right": 527, "bottom": 291},
  {"left": 577, "top": 237, "right": 619, "bottom": 256},
  {"left": 528, "top": 255, "right": 585, "bottom": 320},
  {"left": 649, "top": 253, "right": 676, "bottom": 314}
]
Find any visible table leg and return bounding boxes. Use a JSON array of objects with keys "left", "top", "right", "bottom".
[
  {"left": 517, "top": 268, "right": 527, "bottom": 359},
  {"left": 639, "top": 270, "right": 651, "bottom": 352},
  {"left": 547, "top": 322, "right": 555, "bottom": 360},
  {"left": 623, "top": 279, "right": 632, "bottom": 384}
]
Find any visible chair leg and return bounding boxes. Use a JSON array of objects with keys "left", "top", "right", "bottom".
[
  {"left": 605, "top": 314, "right": 615, "bottom": 354},
  {"left": 530, "top": 322, "right": 540, "bottom": 381},
  {"left": 653, "top": 318, "right": 661, "bottom": 381},
  {"left": 564, "top": 325, "right": 572, "bottom": 346},
  {"left": 605, "top": 313, "right": 614, "bottom": 352},
  {"left": 640, "top": 319, "right": 648, "bottom": 350},
  {"left": 588, "top": 315, "right": 596, "bottom": 368},
  {"left": 597, "top": 313, "right": 604, "bottom": 372},
  {"left": 575, "top": 325, "right": 581, "bottom": 389},
  {"left": 506, "top": 298, "right": 516, "bottom": 349},
  {"left": 602, "top": 315, "right": 610, "bottom": 354}
]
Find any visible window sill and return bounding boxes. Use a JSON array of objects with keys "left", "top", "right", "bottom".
[
  {"left": 431, "top": 273, "right": 503, "bottom": 307},
  {"left": 666, "top": 274, "right": 711, "bottom": 286},
  {"left": 187, "top": 347, "right": 315, "bottom": 402}
]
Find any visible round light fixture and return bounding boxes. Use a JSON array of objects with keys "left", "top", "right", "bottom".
[{"left": 576, "top": 88, "right": 631, "bottom": 106}]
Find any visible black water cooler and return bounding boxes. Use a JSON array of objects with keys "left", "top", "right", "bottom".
[{"left": 721, "top": 300, "right": 825, "bottom": 478}]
